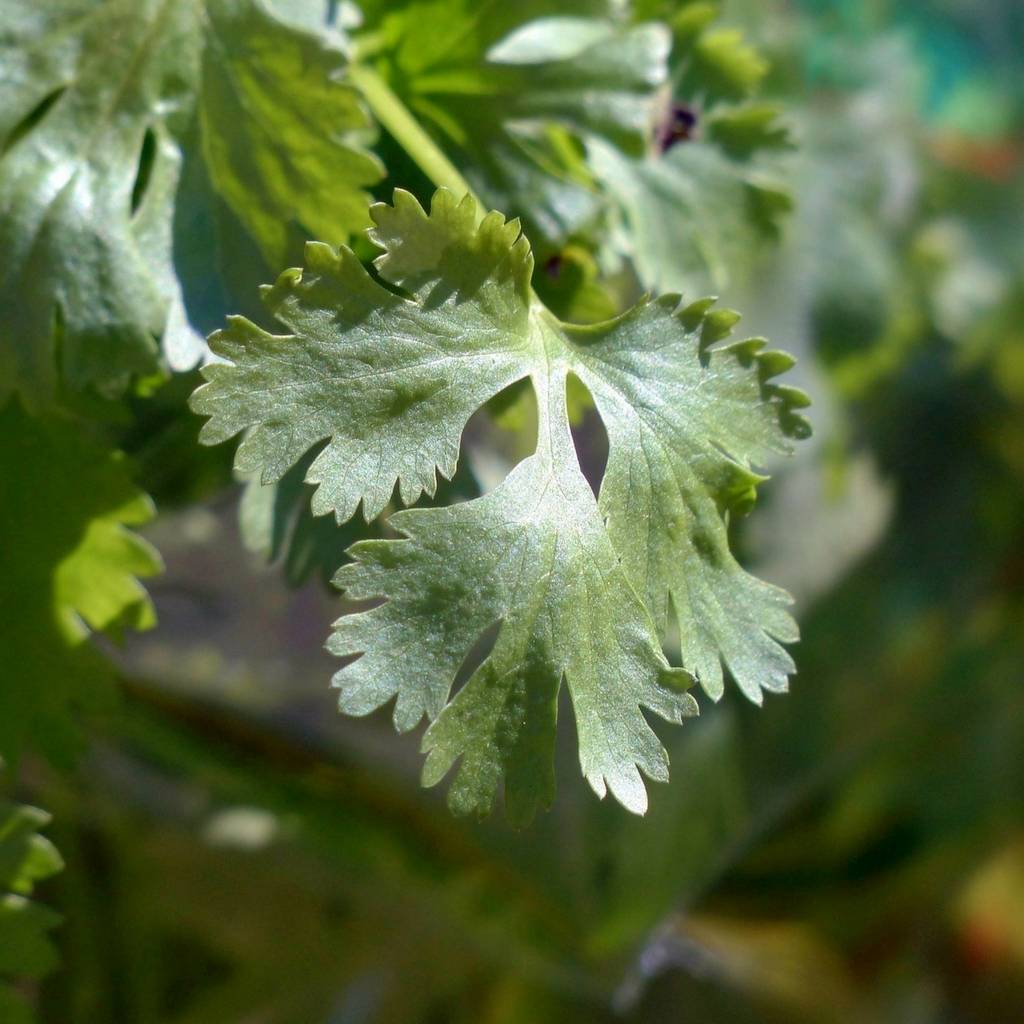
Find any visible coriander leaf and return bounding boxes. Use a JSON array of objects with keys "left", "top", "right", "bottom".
[
  {"left": 194, "top": 190, "right": 532, "bottom": 523},
  {"left": 705, "top": 103, "right": 793, "bottom": 159},
  {"left": 682, "top": 27, "right": 769, "bottom": 103},
  {"left": 568, "top": 298, "right": 811, "bottom": 701},
  {"left": 0, "top": 792, "right": 63, "bottom": 1024},
  {"left": 592, "top": 10, "right": 793, "bottom": 295},
  {"left": 0, "top": 401, "right": 162, "bottom": 762},
  {"left": 0, "top": 0, "right": 194, "bottom": 408},
  {"left": 199, "top": 0, "right": 384, "bottom": 267},
  {"left": 356, "top": 1, "right": 668, "bottom": 250},
  {"left": 485, "top": 17, "right": 618, "bottom": 64},
  {"left": 338, "top": 444, "right": 694, "bottom": 823},
  {"left": 0, "top": 0, "right": 382, "bottom": 410},
  {"left": 191, "top": 188, "right": 809, "bottom": 817},
  {"left": 588, "top": 136, "right": 791, "bottom": 296}
]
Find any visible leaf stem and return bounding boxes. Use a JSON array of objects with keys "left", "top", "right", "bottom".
[{"left": 350, "top": 64, "right": 482, "bottom": 208}]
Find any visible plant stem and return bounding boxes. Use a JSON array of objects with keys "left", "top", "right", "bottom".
[{"left": 350, "top": 64, "right": 482, "bottom": 208}]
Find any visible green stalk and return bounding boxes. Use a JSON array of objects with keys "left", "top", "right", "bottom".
[{"left": 350, "top": 64, "right": 481, "bottom": 209}]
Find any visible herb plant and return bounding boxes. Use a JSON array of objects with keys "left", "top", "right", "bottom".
[{"left": 1, "top": 1, "right": 810, "bottom": 1012}]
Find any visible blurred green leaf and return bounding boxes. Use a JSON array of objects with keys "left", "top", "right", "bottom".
[
  {"left": 0, "top": 401, "right": 161, "bottom": 761},
  {"left": 356, "top": 0, "right": 669, "bottom": 251},
  {"left": 590, "top": 9, "right": 793, "bottom": 296},
  {"left": 0, "top": 791, "right": 62, "bottom": 1023},
  {"left": 0, "top": 0, "right": 382, "bottom": 410},
  {"left": 589, "top": 138, "right": 791, "bottom": 294}
]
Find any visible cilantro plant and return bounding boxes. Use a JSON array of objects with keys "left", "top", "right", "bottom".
[
  {"left": 4, "top": 0, "right": 1023, "bottom": 1017},
  {"left": 2, "top": 0, "right": 806, "bottom": 908},
  {"left": 0, "top": 0, "right": 815, "bottom": 1010}
]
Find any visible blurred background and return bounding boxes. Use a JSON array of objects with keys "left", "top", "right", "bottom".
[{"left": 9, "top": 0, "right": 1024, "bottom": 1020}]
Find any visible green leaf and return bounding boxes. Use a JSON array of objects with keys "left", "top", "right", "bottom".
[
  {"left": 685, "top": 27, "right": 769, "bottom": 102},
  {"left": 589, "top": 9, "right": 793, "bottom": 296},
  {"left": 706, "top": 103, "right": 793, "bottom": 159},
  {"left": 0, "top": 0, "right": 382, "bottom": 410},
  {"left": 664, "top": 2, "right": 719, "bottom": 47},
  {"left": 366, "top": 447, "right": 695, "bottom": 823},
  {"left": 199, "top": 0, "right": 384, "bottom": 266},
  {"left": 0, "top": 401, "right": 162, "bottom": 761},
  {"left": 588, "top": 137, "right": 792, "bottom": 295},
  {"left": 0, "top": 802, "right": 62, "bottom": 897},
  {"left": 191, "top": 189, "right": 809, "bottom": 818},
  {"left": 356, "top": 1, "right": 669, "bottom": 250},
  {"left": 0, "top": 792, "right": 62, "bottom": 1023},
  {"left": 196, "top": 192, "right": 532, "bottom": 523},
  {"left": 577, "top": 302, "right": 811, "bottom": 702}
]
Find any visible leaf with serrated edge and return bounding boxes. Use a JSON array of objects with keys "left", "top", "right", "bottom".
[{"left": 191, "top": 188, "right": 810, "bottom": 819}]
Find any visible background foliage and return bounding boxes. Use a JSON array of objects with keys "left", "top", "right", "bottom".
[{"left": 1, "top": 0, "right": 1023, "bottom": 1020}]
